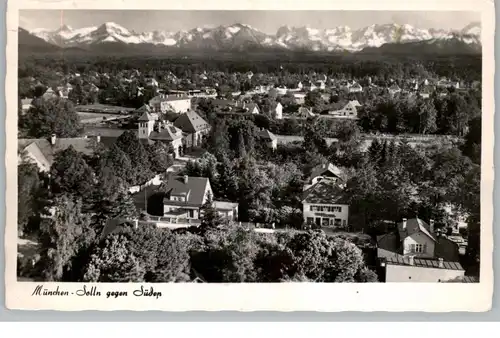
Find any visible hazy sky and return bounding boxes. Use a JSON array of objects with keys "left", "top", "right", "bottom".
[{"left": 20, "top": 10, "right": 480, "bottom": 33}]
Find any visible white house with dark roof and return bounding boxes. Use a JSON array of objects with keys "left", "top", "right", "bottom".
[
  {"left": 301, "top": 163, "right": 348, "bottom": 228},
  {"left": 258, "top": 129, "right": 277, "bottom": 150},
  {"left": 326, "top": 100, "right": 361, "bottom": 119},
  {"left": 302, "top": 180, "right": 349, "bottom": 228},
  {"left": 161, "top": 175, "right": 239, "bottom": 224},
  {"left": 377, "top": 217, "right": 465, "bottom": 282}
]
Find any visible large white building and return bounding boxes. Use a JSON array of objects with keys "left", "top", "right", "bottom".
[{"left": 149, "top": 94, "right": 192, "bottom": 114}]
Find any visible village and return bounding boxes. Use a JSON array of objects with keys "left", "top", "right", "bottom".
[{"left": 17, "top": 51, "right": 482, "bottom": 284}]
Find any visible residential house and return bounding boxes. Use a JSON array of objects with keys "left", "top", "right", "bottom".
[
  {"left": 293, "top": 92, "right": 306, "bottom": 105},
  {"left": 149, "top": 94, "right": 192, "bottom": 114},
  {"left": 258, "top": 129, "right": 278, "bottom": 150},
  {"left": 315, "top": 80, "right": 326, "bottom": 91},
  {"left": 302, "top": 163, "right": 348, "bottom": 228},
  {"left": 297, "top": 106, "right": 314, "bottom": 118},
  {"left": 42, "top": 88, "right": 58, "bottom": 100},
  {"left": 349, "top": 82, "right": 363, "bottom": 93},
  {"left": 137, "top": 111, "right": 184, "bottom": 158},
  {"left": 89, "top": 83, "right": 100, "bottom": 93},
  {"left": 161, "top": 175, "right": 238, "bottom": 223},
  {"left": 267, "top": 102, "right": 283, "bottom": 120},
  {"left": 302, "top": 80, "right": 317, "bottom": 92},
  {"left": 213, "top": 201, "right": 239, "bottom": 221},
  {"left": 326, "top": 100, "right": 361, "bottom": 119},
  {"left": 162, "top": 176, "right": 213, "bottom": 222},
  {"left": 18, "top": 135, "right": 96, "bottom": 173},
  {"left": 173, "top": 110, "right": 211, "bottom": 150},
  {"left": 303, "top": 163, "right": 345, "bottom": 191},
  {"left": 377, "top": 218, "right": 465, "bottom": 282},
  {"left": 302, "top": 180, "right": 349, "bottom": 228},
  {"left": 437, "top": 78, "right": 460, "bottom": 89},
  {"left": 419, "top": 85, "right": 434, "bottom": 98},
  {"left": 388, "top": 83, "right": 402, "bottom": 96},
  {"left": 146, "top": 78, "right": 159, "bottom": 88},
  {"left": 21, "top": 98, "right": 33, "bottom": 113}
]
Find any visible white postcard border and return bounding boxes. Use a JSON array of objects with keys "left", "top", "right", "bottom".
[{"left": 4, "top": 0, "right": 495, "bottom": 312}]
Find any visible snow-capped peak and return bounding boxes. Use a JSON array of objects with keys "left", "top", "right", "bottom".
[
  {"left": 461, "top": 22, "right": 481, "bottom": 36},
  {"left": 27, "top": 21, "right": 482, "bottom": 52}
]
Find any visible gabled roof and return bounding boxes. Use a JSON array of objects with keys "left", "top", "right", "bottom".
[
  {"left": 258, "top": 129, "right": 277, "bottom": 141},
  {"left": 174, "top": 111, "right": 210, "bottom": 133},
  {"left": 149, "top": 124, "right": 183, "bottom": 142},
  {"left": 21, "top": 98, "right": 33, "bottom": 106},
  {"left": 136, "top": 104, "right": 152, "bottom": 113},
  {"left": 18, "top": 137, "right": 95, "bottom": 166},
  {"left": 302, "top": 180, "right": 346, "bottom": 205},
  {"left": 138, "top": 111, "right": 156, "bottom": 122},
  {"left": 163, "top": 176, "right": 210, "bottom": 207},
  {"left": 397, "top": 218, "right": 436, "bottom": 242},
  {"left": 308, "top": 163, "right": 344, "bottom": 183}
]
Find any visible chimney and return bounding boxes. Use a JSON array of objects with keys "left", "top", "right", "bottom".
[
  {"left": 50, "top": 134, "right": 56, "bottom": 145},
  {"left": 438, "top": 258, "right": 444, "bottom": 268},
  {"left": 402, "top": 218, "right": 407, "bottom": 230},
  {"left": 408, "top": 255, "right": 415, "bottom": 266},
  {"left": 96, "top": 135, "right": 101, "bottom": 143},
  {"left": 429, "top": 219, "right": 435, "bottom": 233},
  {"left": 183, "top": 175, "right": 188, "bottom": 184}
]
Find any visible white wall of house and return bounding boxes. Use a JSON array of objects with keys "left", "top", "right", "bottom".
[
  {"left": 402, "top": 232, "right": 435, "bottom": 258},
  {"left": 302, "top": 202, "right": 349, "bottom": 227},
  {"left": 138, "top": 120, "right": 154, "bottom": 139},
  {"left": 385, "top": 264, "right": 464, "bottom": 282},
  {"left": 274, "top": 103, "right": 283, "bottom": 120},
  {"left": 163, "top": 99, "right": 192, "bottom": 113}
]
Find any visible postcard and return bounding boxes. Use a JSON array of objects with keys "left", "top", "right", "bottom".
[{"left": 5, "top": 0, "right": 495, "bottom": 311}]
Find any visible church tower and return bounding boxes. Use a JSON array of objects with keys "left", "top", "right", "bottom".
[{"left": 137, "top": 108, "right": 156, "bottom": 139}]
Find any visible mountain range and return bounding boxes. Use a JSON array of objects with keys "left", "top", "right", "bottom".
[{"left": 21, "top": 21, "right": 482, "bottom": 55}]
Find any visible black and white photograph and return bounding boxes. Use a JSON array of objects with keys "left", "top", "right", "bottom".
[{"left": 12, "top": 4, "right": 487, "bottom": 293}]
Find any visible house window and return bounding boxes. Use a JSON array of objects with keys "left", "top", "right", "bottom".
[
  {"left": 415, "top": 244, "right": 424, "bottom": 253},
  {"left": 188, "top": 209, "right": 194, "bottom": 218},
  {"left": 322, "top": 218, "right": 330, "bottom": 226},
  {"left": 306, "top": 217, "right": 314, "bottom": 224},
  {"left": 334, "top": 218, "right": 342, "bottom": 227}
]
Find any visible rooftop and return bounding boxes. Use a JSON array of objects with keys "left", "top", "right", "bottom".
[
  {"left": 163, "top": 176, "right": 210, "bottom": 207},
  {"left": 302, "top": 180, "right": 346, "bottom": 205},
  {"left": 174, "top": 111, "right": 210, "bottom": 133},
  {"left": 384, "top": 255, "right": 464, "bottom": 271}
]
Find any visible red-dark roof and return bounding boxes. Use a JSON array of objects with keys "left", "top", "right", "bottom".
[
  {"left": 162, "top": 176, "right": 210, "bottom": 207},
  {"left": 384, "top": 255, "right": 464, "bottom": 271},
  {"left": 149, "top": 125, "right": 183, "bottom": 142},
  {"left": 397, "top": 218, "right": 435, "bottom": 242},
  {"left": 174, "top": 111, "right": 210, "bottom": 134},
  {"left": 302, "top": 180, "right": 346, "bottom": 204},
  {"left": 258, "top": 129, "right": 277, "bottom": 141}
]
